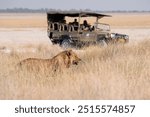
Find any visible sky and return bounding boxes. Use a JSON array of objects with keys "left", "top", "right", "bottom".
[{"left": 0, "top": 0, "right": 150, "bottom": 11}]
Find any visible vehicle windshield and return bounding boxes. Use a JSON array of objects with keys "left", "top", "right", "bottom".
[{"left": 94, "top": 23, "right": 110, "bottom": 31}]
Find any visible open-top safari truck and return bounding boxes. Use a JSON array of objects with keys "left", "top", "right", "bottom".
[{"left": 47, "top": 11, "right": 129, "bottom": 48}]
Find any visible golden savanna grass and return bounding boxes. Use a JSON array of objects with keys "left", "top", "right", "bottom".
[
  {"left": 0, "top": 13, "right": 150, "bottom": 99},
  {"left": 0, "top": 13, "right": 150, "bottom": 28},
  {"left": 0, "top": 40, "right": 150, "bottom": 99},
  {"left": 0, "top": 13, "right": 46, "bottom": 28}
]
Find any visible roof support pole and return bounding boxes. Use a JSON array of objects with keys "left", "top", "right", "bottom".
[
  {"left": 95, "top": 17, "right": 99, "bottom": 29},
  {"left": 78, "top": 14, "right": 81, "bottom": 32},
  {"left": 96, "top": 17, "right": 99, "bottom": 23}
]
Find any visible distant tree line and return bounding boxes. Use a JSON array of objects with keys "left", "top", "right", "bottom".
[
  {"left": 0, "top": 8, "right": 49, "bottom": 13},
  {"left": 0, "top": 8, "right": 149, "bottom": 13}
]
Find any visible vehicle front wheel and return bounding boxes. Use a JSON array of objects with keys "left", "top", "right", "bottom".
[
  {"left": 61, "top": 39, "right": 72, "bottom": 49},
  {"left": 118, "top": 38, "right": 129, "bottom": 43},
  {"left": 97, "top": 38, "right": 107, "bottom": 47}
]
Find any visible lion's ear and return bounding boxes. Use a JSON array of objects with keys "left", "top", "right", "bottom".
[
  {"left": 66, "top": 51, "right": 71, "bottom": 56},
  {"left": 66, "top": 50, "right": 72, "bottom": 56}
]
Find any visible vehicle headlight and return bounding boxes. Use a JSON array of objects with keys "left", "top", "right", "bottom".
[
  {"left": 110, "top": 33, "right": 116, "bottom": 39},
  {"left": 125, "top": 35, "right": 129, "bottom": 39}
]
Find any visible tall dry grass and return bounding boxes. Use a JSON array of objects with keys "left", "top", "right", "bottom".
[{"left": 0, "top": 40, "right": 150, "bottom": 99}]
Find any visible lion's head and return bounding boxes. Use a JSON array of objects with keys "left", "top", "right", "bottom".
[
  {"left": 66, "top": 50, "right": 81, "bottom": 65},
  {"left": 50, "top": 50, "right": 81, "bottom": 69}
]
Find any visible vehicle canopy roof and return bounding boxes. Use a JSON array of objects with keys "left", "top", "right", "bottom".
[{"left": 47, "top": 10, "right": 111, "bottom": 22}]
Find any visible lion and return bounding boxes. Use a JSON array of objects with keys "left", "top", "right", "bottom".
[{"left": 18, "top": 50, "right": 81, "bottom": 72}]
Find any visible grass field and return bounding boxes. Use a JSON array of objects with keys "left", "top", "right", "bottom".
[
  {"left": 0, "top": 13, "right": 150, "bottom": 28},
  {"left": 0, "top": 13, "right": 150, "bottom": 99},
  {"left": 0, "top": 41, "right": 150, "bottom": 99}
]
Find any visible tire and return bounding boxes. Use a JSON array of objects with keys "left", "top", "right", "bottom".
[
  {"left": 97, "top": 38, "right": 107, "bottom": 47},
  {"left": 61, "top": 39, "right": 72, "bottom": 49}
]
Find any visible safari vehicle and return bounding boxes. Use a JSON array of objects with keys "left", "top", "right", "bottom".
[{"left": 47, "top": 11, "right": 129, "bottom": 48}]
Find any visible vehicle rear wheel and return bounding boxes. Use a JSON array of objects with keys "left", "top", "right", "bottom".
[{"left": 61, "top": 39, "right": 72, "bottom": 49}]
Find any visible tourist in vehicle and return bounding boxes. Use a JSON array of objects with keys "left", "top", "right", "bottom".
[
  {"left": 72, "top": 19, "right": 78, "bottom": 26},
  {"left": 72, "top": 19, "right": 79, "bottom": 31},
  {"left": 82, "top": 20, "right": 91, "bottom": 30}
]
